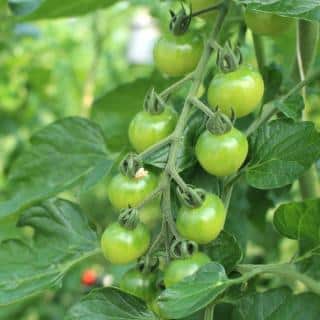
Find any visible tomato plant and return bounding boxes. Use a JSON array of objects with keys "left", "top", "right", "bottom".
[{"left": 1, "top": 1, "right": 320, "bottom": 320}]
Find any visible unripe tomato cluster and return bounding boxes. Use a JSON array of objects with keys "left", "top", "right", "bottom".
[{"left": 99, "top": 3, "right": 292, "bottom": 314}]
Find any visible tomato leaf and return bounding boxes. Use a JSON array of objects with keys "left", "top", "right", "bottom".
[
  {"left": 274, "top": 199, "right": 320, "bottom": 247},
  {"left": 157, "top": 262, "right": 229, "bottom": 319},
  {"left": 8, "top": 0, "right": 117, "bottom": 19},
  {"left": 274, "top": 94, "right": 304, "bottom": 120},
  {"left": 0, "top": 117, "right": 114, "bottom": 219},
  {"left": 204, "top": 231, "right": 243, "bottom": 273},
  {"left": 236, "top": 0, "right": 320, "bottom": 22},
  {"left": 66, "top": 287, "right": 157, "bottom": 320},
  {"left": 0, "top": 199, "right": 99, "bottom": 305},
  {"left": 245, "top": 120, "right": 320, "bottom": 189},
  {"left": 232, "top": 287, "right": 320, "bottom": 320}
]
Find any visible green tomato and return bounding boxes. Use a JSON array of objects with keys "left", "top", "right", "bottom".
[
  {"left": 163, "top": 252, "right": 211, "bottom": 287},
  {"left": 176, "top": 193, "right": 226, "bottom": 244},
  {"left": 139, "top": 198, "right": 162, "bottom": 230},
  {"left": 195, "top": 127, "right": 248, "bottom": 177},
  {"left": 129, "top": 106, "right": 177, "bottom": 153},
  {"left": 120, "top": 268, "right": 157, "bottom": 301},
  {"left": 207, "top": 66, "right": 264, "bottom": 118},
  {"left": 108, "top": 172, "right": 158, "bottom": 210},
  {"left": 153, "top": 32, "right": 204, "bottom": 77},
  {"left": 101, "top": 222, "right": 150, "bottom": 264},
  {"left": 244, "top": 10, "right": 293, "bottom": 37}
]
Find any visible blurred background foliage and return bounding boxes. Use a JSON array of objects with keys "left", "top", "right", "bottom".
[{"left": 0, "top": 0, "right": 319, "bottom": 319}]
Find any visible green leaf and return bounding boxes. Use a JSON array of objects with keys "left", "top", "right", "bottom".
[
  {"left": 233, "top": 287, "right": 320, "bottom": 320},
  {"left": 91, "top": 74, "right": 172, "bottom": 153},
  {"left": 67, "top": 287, "right": 157, "bottom": 320},
  {"left": 274, "top": 199, "right": 320, "bottom": 247},
  {"left": 0, "top": 199, "right": 99, "bottom": 305},
  {"left": 237, "top": 0, "right": 320, "bottom": 22},
  {"left": 8, "top": 0, "right": 117, "bottom": 19},
  {"left": 205, "top": 231, "right": 243, "bottom": 273},
  {"left": 157, "top": 262, "right": 229, "bottom": 319},
  {"left": 0, "top": 117, "right": 114, "bottom": 219},
  {"left": 275, "top": 95, "right": 304, "bottom": 120},
  {"left": 246, "top": 120, "right": 320, "bottom": 189},
  {"left": 262, "top": 64, "right": 283, "bottom": 104}
]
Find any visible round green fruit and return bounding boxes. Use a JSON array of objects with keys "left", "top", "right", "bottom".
[
  {"left": 195, "top": 127, "right": 248, "bottom": 177},
  {"left": 101, "top": 222, "right": 150, "bottom": 264},
  {"left": 207, "top": 66, "right": 264, "bottom": 118},
  {"left": 129, "top": 106, "right": 177, "bottom": 153},
  {"left": 176, "top": 193, "right": 226, "bottom": 244},
  {"left": 153, "top": 32, "right": 203, "bottom": 77}
]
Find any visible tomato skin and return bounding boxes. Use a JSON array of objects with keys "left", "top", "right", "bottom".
[
  {"left": 176, "top": 193, "right": 226, "bottom": 244},
  {"left": 207, "top": 66, "right": 264, "bottom": 118},
  {"left": 81, "top": 269, "right": 98, "bottom": 286},
  {"left": 154, "top": 33, "right": 204, "bottom": 77},
  {"left": 163, "top": 252, "right": 211, "bottom": 287},
  {"left": 139, "top": 199, "right": 162, "bottom": 230},
  {"left": 196, "top": 127, "right": 248, "bottom": 177},
  {"left": 129, "top": 107, "right": 177, "bottom": 153},
  {"left": 108, "top": 172, "right": 158, "bottom": 210},
  {"left": 245, "top": 10, "right": 293, "bottom": 37},
  {"left": 120, "top": 269, "right": 157, "bottom": 301},
  {"left": 101, "top": 222, "right": 150, "bottom": 264}
]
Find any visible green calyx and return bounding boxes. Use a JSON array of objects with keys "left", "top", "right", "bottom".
[
  {"left": 217, "top": 41, "right": 242, "bottom": 73},
  {"left": 138, "top": 255, "right": 159, "bottom": 274},
  {"left": 170, "top": 239, "right": 198, "bottom": 259},
  {"left": 169, "top": 3, "right": 192, "bottom": 36},
  {"left": 119, "top": 153, "right": 142, "bottom": 178},
  {"left": 119, "top": 207, "right": 139, "bottom": 230},
  {"left": 144, "top": 88, "right": 166, "bottom": 115},
  {"left": 206, "top": 108, "right": 234, "bottom": 135},
  {"left": 177, "top": 184, "right": 206, "bottom": 208}
]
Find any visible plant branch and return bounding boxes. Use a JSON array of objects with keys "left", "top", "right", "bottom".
[
  {"left": 190, "top": 97, "right": 215, "bottom": 118},
  {"left": 160, "top": 73, "right": 194, "bottom": 99},
  {"left": 204, "top": 303, "right": 215, "bottom": 320},
  {"left": 252, "top": 34, "right": 266, "bottom": 74}
]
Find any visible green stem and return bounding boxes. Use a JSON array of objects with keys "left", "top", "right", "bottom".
[
  {"left": 191, "top": 2, "right": 224, "bottom": 18},
  {"left": 190, "top": 97, "right": 215, "bottom": 117},
  {"left": 204, "top": 304, "right": 215, "bottom": 320},
  {"left": 235, "top": 263, "right": 320, "bottom": 296},
  {"left": 137, "top": 135, "right": 172, "bottom": 161},
  {"left": 252, "top": 34, "right": 266, "bottom": 73},
  {"left": 245, "top": 69, "right": 320, "bottom": 136},
  {"left": 160, "top": 73, "right": 194, "bottom": 99}
]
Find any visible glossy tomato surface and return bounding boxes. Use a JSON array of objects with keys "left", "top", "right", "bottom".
[
  {"left": 195, "top": 127, "right": 248, "bottom": 177},
  {"left": 120, "top": 268, "right": 157, "bottom": 301},
  {"left": 245, "top": 10, "right": 293, "bottom": 36},
  {"left": 207, "top": 66, "right": 264, "bottom": 118},
  {"left": 176, "top": 193, "right": 226, "bottom": 244},
  {"left": 107, "top": 172, "right": 158, "bottom": 210},
  {"left": 154, "top": 32, "right": 203, "bottom": 77},
  {"left": 129, "top": 106, "right": 177, "bottom": 153},
  {"left": 101, "top": 222, "right": 150, "bottom": 264},
  {"left": 163, "top": 252, "right": 211, "bottom": 287}
]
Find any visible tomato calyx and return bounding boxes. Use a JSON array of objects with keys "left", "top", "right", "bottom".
[
  {"left": 119, "top": 153, "right": 142, "bottom": 178},
  {"left": 170, "top": 239, "right": 198, "bottom": 259},
  {"left": 177, "top": 184, "right": 206, "bottom": 208},
  {"left": 206, "top": 108, "right": 235, "bottom": 135},
  {"left": 144, "top": 88, "right": 166, "bottom": 115},
  {"left": 138, "top": 255, "right": 159, "bottom": 274},
  {"left": 119, "top": 207, "right": 139, "bottom": 230},
  {"left": 217, "top": 42, "right": 242, "bottom": 73},
  {"left": 169, "top": 3, "right": 192, "bottom": 36}
]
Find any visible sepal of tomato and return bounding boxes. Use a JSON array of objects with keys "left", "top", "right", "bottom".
[
  {"left": 101, "top": 222, "right": 150, "bottom": 264},
  {"left": 195, "top": 127, "right": 248, "bottom": 177},
  {"left": 207, "top": 66, "right": 264, "bottom": 118},
  {"left": 176, "top": 193, "right": 226, "bottom": 244}
]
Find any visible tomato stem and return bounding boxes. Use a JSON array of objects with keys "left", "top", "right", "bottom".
[
  {"left": 252, "top": 33, "right": 266, "bottom": 74},
  {"left": 204, "top": 304, "right": 215, "bottom": 320}
]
